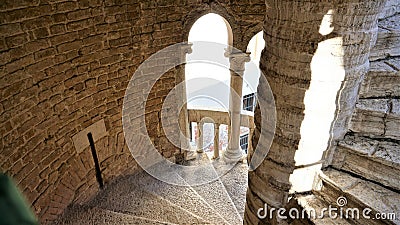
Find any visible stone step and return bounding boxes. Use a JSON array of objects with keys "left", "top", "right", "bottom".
[
  {"left": 131, "top": 170, "right": 229, "bottom": 224},
  {"left": 378, "top": 0, "right": 400, "bottom": 20},
  {"left": 87, "top": 175, "right": 209, "bottom": 225},
  {"left": 288, "top": 194, "right": 353, "bottom": 225},
  {"left": 219, "top": 161, "right": 249, "bottom": 218},
  {"left": 359, "top": 58, "right": 400, "bottom": 99},
  {"left": 189, "top": 170, "right": 243, "bottom": 225},
  {"left": 370, "top": 14, "right": 400, "bottom": 61},
  {"left": 332, "top": 134, "right": 400, "bottom": 191},
  {"left": 314, "top": 169, "right": 399, "bottom": 225},
  {"left": 52, "top": 205, "right": 178, "bottom": 225},
  {"left": 182, "top": 153, "right": 245, "bottom": 224},
  {"left": 52, "top": 153, "right": 249, "bottom": 225},
  {"left": 349, "top": 98, "right": 400, "bottom": 140}
]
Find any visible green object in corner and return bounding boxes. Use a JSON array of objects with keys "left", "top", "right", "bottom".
[{"left": 0, "top": 173, "right": 39, "bottom": 225}]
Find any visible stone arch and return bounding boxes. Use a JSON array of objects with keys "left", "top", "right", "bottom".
[
  {"left": 183, "top": 7, "right": 235, "bottom": 47},
  {"left": 241, "top": 26, "right": 264, "bottom": 52}
]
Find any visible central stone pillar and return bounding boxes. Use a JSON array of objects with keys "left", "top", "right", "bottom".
[
  {"left": 196, "top": 121, "right": 204, "bottom": 153},
  {"left": 244, "top": 1, "right": 386, "bottom": 224},
  {"left": 222, "top": 51, "right": 250, "bottom": 163}
]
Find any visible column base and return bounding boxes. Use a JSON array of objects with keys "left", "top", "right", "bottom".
[
  {"left": 196, "top": 149, "right": 204, "bottom": 153},
  {"left": 185, "top": 150, "right": 197, "bottom": 161},
  {"left": 222, "top": 148, "right": 244, "bottom": 164}
]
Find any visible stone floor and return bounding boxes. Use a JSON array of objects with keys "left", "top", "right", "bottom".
[{"left": 52, "top": 153, "right": 249, "bottom": 225}]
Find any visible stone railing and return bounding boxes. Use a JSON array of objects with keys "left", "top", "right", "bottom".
[{"left": 187, "top": 109, "right": 255, "bottom": 159}]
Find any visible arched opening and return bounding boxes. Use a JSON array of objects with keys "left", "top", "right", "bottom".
[
  {"left": 239, "top": 31, "right": 264, "bottom": 154},
  {"left": 243, "top": 31, "right": 264, "bottom": 103},
  {"left": 185, "top": 13, "right": 233, "bottom": 157}
]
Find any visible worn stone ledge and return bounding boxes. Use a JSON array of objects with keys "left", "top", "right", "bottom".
[
  {"left": 360, "top": 58, "right": 400, "bottom": 98},
  {"left": 332, "top": 134, "right": 400, "bottom": 191},
  {"left": 370, "top": 14, "right": 400, "bottom": 61},
  {"left": 316, "top": 169, "right": 399, "bottom": 225},
  {"left": 350, "top": 98, "right": 400, "bottom": 140}
]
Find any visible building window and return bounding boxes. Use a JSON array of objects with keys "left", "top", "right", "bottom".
[
  {"left": 243, "top": 93, "right": 256, "bottom": 112},
  {"left": 240, "top": 134, "right": 249, "bottom": 153}
]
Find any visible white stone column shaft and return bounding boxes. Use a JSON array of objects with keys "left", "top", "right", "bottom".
[
  {"left": 213, "top": 123, "right": 220, "bottom": 159},
  {"left": 197, "top": 121, "right": 204, "bottom": 153},
  {"left": 223, "top": 52, "right": 250, "bottom": 163}
]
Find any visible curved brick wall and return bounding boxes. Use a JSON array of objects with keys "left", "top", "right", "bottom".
[{"left": 0, "top": 0, "right": 264, "bottom": 223}]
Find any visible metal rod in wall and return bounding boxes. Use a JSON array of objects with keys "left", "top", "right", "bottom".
[{"left": 87, "top": 132, "right": 104, "bottom": 189}]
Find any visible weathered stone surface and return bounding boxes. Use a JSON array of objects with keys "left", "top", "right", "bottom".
[
  {"left": 387, "top": 99, "right": 400, "bottom": 139},
  {"left": 350, "top": 99, "right": 400, "bottom": 140},
  {"left": 220, "top": 162, "right": 249, "bottom": 219},
  {"left": 52, "top": 162, "right": 249, "bottom": 225},
  {"left": 0, "top": 0, "right": 398, "bottom": 224},
  {"left": 332, "top": 134, "right": 400, "bottom": 191},
  {"left": 246, "top": 0, "right": 387, "bottom": 224},
  {"left": 291, "top": 194, "right": 353, "bottom": 225},
  {"left": 359, "top": 59, "right": 400, "bottom": 98},
  {"left": 54, "top": 206, "right": 174, "bottom": 225},
  {"left": 349, "top": 99, "right": 389, "bottom": 136},
  {"left": 370, "top": 14, "right": 400, "bottom": 61},
  {"left": 379, "top": 0, "right": 400, "bottom": 19},
  {"left": 317, "top": 169, "right": 400, "bottom": 225}
]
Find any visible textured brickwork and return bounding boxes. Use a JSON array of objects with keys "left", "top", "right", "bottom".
[{"left": 0, "top": 0, "right": 264, "bottom": 223}]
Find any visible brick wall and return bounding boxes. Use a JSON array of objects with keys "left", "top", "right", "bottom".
[{"left": 0, "top": 0, "right": 264, "bottom": 223}]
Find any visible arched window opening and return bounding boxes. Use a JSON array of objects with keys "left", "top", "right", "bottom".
[
  {"left": 185, "top": 13, "right": 232, "bottom": 157},
  {"left": 240, "top": 31, "right": 264, "bottom": 154},
  {"left": 242, "top": 31, "right": 264, "bottom": 113}
]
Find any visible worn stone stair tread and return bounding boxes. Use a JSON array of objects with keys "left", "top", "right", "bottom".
[
  {"left": 379, "top": 0, "right": 400, "bottom": 19},
  {"left": 319, "top": 169, "right": 400, "bottom": 224},
  {"left": 93, "top": 207, "right": 180, "bottom": 225},
  {"left": 130, "top": 170, "right": 230, "bottom": 224},
  {"left": 360, "top": 58, "right": 400, "bottom": 98},
  {"left": 191, "top": 178, "right": 243, "bottom": 225},
  {"left": 336, "top": 134, "right": 400, "bottom": 167},
  {"left": 219, "top": 162, "right": 248, "bottom": 219},
  {"left": 89, "top": 175, "right": 209, "bottom": 225},
  {"left": 52, "top": 205, "right": 178, "bottom": 225},
  {"left": 370, "top": 13, "right": 400, "bottom": 61},
  {"left": 333, "top": 135, "right": 400, "bottom": 190},
  {"left": 295, "top": 194, "right": 353, "bottom": 225},
  {"left": 181, "top": 159, "right": 243, "bottom": 225},
  {"left": 349, "top": 98, "right": 400, "bottom": 139}
]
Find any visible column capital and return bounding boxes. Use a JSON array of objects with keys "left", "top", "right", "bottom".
[
  {"left": 178, "top": 42, "right": 193, "bottom": 63},
  {"left": 224, "top": 50, "right": 250, "bottom": 73}
]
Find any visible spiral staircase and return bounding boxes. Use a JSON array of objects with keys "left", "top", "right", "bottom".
[
  {"left": 52, "top": 153, "right": 248, "bottom": 225},
  {"left": 288, "top": 10, "right": 400, "bottom": 225}
]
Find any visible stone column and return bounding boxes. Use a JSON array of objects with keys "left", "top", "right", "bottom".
[
  {"left": 247, "top": 127, "right": 254, "bottom": 153},
  {"left": 244, "top": 1, "right": 386, "bottom": 224},
  {"left": 177, "top": 43, "right": 193, "bottom": 159},
  {"left": 196, "top": 121, "right": 204, "bottom": 153},
  {"left": 222, "top": 52, "right": 250, "bottom": 163},
  {"left": 212, "top": 123, "right": 220, "bottom": 159}
]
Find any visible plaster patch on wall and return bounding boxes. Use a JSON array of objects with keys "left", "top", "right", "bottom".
[{"left": 72, "top": 119, "right": 108, "bottom": 153}]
